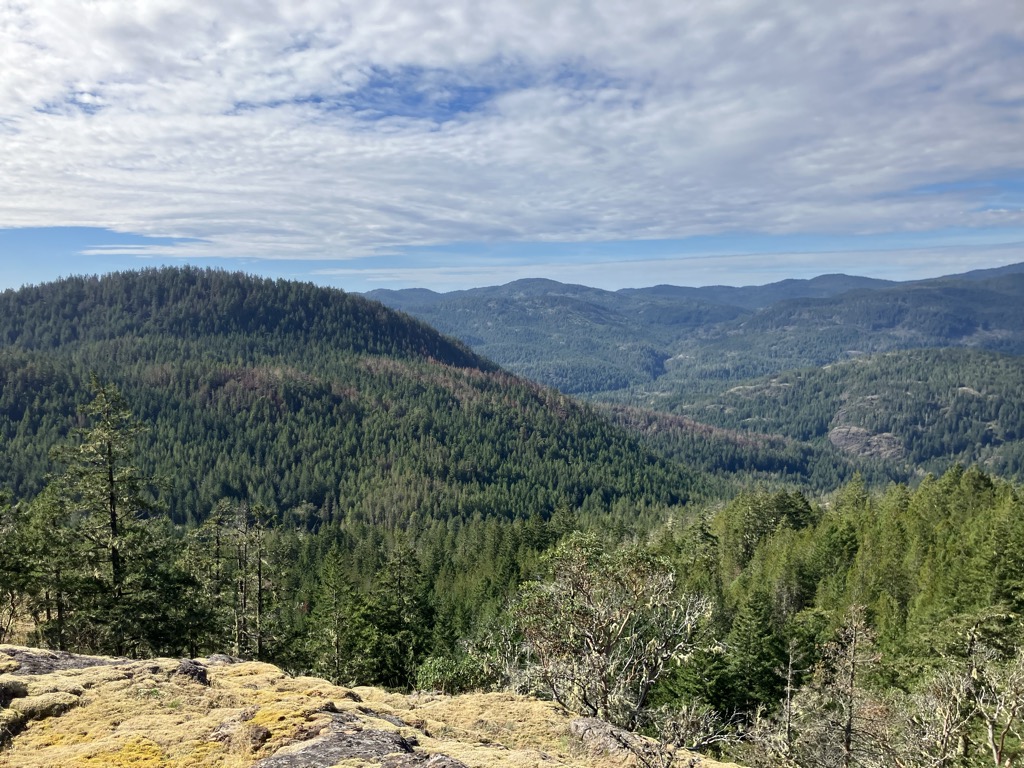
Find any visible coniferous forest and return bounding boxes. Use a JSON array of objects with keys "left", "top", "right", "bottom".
[{"left": 1, "top": 267, "right": 1022, "bottom": 767}]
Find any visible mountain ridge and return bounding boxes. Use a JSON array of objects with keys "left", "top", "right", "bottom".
[{"left": 365, "top": 263, "right": 1024, "bottom": 395}]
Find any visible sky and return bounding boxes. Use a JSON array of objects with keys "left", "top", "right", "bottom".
[{"left": 0, "top": 0, "right": 1022, "bottom": 293}]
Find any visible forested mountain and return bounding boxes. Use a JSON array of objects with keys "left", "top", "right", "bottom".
[
  {"left": 652, "top": 348, "right": 1024, "bottom": 481},
  {"left": 3, "top": 267, "right": 489, "bottom": 368},
  {"left": 367, "top": 267, "right": 1024, "bottom": 485},
  {"left": 617, "top": 272, "right": 897, "bottom": 310},
  {"left": 598, "top": 348, "right": 1024, "bottom": 491},
  {"left": 661, "top": 272, "right": 1024, "bottom": 385},
  {"left": 366, "top": 264, "right": 1024, "bottom": 395},
  {"left": 0, "top": 268, "right": 696, "bottom": 525},
  {"left": 372, "top": 277, "right": 746, "bottom": 393}
]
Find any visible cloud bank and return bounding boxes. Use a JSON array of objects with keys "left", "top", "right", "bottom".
[{"left": 0, "top": 0, "right": 1022, "bottom": 275}]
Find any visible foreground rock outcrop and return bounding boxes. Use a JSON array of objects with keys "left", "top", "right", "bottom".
[{"left": 0, "top": 645, "right": 739, "bottom": 768}]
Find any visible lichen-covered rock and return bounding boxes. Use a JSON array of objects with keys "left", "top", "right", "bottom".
[
  {"left": 0, "top": 651, "right": 19, "bottom": 674},
  {"left": 358, "top": 705, "right": 410, "bottom": 728},
  {"left": 174, "top": 657, "right": 209, "bottom": 685},
  {"left": 0, "top": 645, "right": 123, "bottom": 675},
  {"left": 205, "top": 653, "right": 242, "bottom": 665},
  {"left": 253, "top": 715, "right": 417, "bottom": 768},
  {"left": 207, "top": 707, "right": 276, "bottom": 754},
  {"left": 570, "top": 716, "right": 642, "bottom": 761},
  {"left": 9, "top": 691, "right": 80, "bottom": 720},
  {"left": 381, "top": 753, "right": 470, "bottom": 767},
  {"left": 24, "top": 679, "right": 85, "bottom": 698},
  {"left": 0, "top": 647, "right": 745, "bottom": 768}
]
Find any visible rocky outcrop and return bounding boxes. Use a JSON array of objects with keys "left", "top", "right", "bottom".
[
  {"left": 0, "top": 645, "right": 741, "bottom": 768},
  {"left": 253, "top": 717, "right": 422, "bottom": 768},
  {"left": 828, "top": 424, "right": 904, "bottom": 460},
  {"left": 0, "top": 647, "right": 101, "bottom": 746},
  {"left": 174, "top": 657, "right": 210, "bottom": 686},
  {"left": 570, "top": 717, "right": 642, "bottom": 761},
  {"left": 0, "top": 645, "right": 122, "bottom": 676}
]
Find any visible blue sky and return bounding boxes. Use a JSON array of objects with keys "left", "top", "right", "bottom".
[{"left": 1, "top": 1, "right": 1022, "bottom": 292}]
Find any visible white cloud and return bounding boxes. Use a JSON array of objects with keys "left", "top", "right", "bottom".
[{"left": 0, "top": 0, "right": 1021, "bottom": 267}]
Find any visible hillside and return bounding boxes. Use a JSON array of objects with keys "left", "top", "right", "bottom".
[
  {"left": 602, "top": 404, "right": 871, "bottom": 492},
  {"left": 371, "top": 278, "right": 744, "bottom": 393},
  {"left": 0, "top": 645, "right": 739, "bottom": 768},
  {"left": 366, "top": 264, "right": 1024, "bottom": 396},
  {"left": 0, "top": 268, "right": 698, "bottom": 525},
  {"left": 2, "top": 268, "right": 490, "bottom": 370},
  {"left": 650, "top": 348, "right": 1024, "bottom": 481},
  {"left": 661, "top": 272, "right": 1024, "bottom": 384}
]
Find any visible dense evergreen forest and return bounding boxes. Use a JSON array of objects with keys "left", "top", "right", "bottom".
[
  {"left": 607, "top": 349, "right": 1024, "bottom": 490},
  {"left": 603, "top": 404, "right": 883, "bottom": 493},
  {"left": 367, "top": 264, "right": 1024, "bottom": 396},
  {"left": 371, "top": 269, "right": 1024, "bottom": 487},
  {"left": 1, "top": 267, "right": 1022, "bottom": 767},
  {"left": 0, "top": 269, "right": 696, "bottom": 525},
  {"left": 662, "top": 349, "right": 1024, "bottom": 478}
]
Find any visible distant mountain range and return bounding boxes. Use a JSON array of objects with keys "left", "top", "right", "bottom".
[{"left": 366, "top": 262, "right": 1024, "bottom": 395}]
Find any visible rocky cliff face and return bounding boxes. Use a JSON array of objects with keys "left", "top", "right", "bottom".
[{"left": 0, "top": 645, "right": 738, "bottom": 768}]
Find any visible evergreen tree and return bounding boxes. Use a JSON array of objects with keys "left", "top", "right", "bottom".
[
  {"left": 227, "top": 501, "right": 274, "bottom": 659},
  {"left": 725, "top": 589, "right": 785, "bottom": 713},
  {"left": 306, "top": 546, "right": 375, "bottom": 684},
  {"left": 34, "top": 378, "right": 169, "bottom": 655},
  {"left": 367, "top": 541, "right": 432, "bottom": 689},
  {"left": 0, "top": 495, "right": 32, "bottom": 643},
  {"left": 178, "top": 500, "right": 236, "bottom": 654}
]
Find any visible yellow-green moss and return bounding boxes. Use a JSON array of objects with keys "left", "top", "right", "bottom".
[
  {"left": 25, "top": 679, "right": 84, "bottom": 698},
  {"left": 80, "top": 736, "right": 167, "bottom": 767},
  {"left": 0, "top": 653, "right": 745, "bottom": 768},
  {"left": 9, "top": 693, "right": 79, "bottom": 720},
  {"left": 0, "top": 708, "right": 26, "bottom": 736},
  {"left": 0, "top": 675, "right": 28, "bottom": 703}
]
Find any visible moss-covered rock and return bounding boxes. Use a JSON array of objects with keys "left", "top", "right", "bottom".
[
  {"left": 24, "top": 679, "right": 85, "bottom": 697},
  {"left": 9, "top": 691, "right": 80, "bottom": 720},
  {"left": 0, "top": 707, "right": 27, "bottom": 740},
  {"left": 0, "top": 646, "right": 745, "bottom": 768}
]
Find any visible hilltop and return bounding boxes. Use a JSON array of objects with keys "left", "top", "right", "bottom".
[
  {"left": 0, "top": 645, "right": 738, "bottom": 768},
  {"left": 0, "top": 267, "right": 698, "bottom": 525}
]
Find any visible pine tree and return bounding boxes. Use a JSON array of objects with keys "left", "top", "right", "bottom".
[
  {"left": 0, "top": 495, "right": 33, "bottom": 643},
  {"left": 227, "top": 502, "right": 274, "bottom": 659},
  {"left": 38, "top": 378, "right": 164, "bottom": 655}
]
